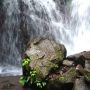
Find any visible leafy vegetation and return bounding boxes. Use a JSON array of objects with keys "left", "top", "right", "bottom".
[
  {"left": 84, "top": 71, "right": 90, "bottom": 82},
  {"left": 51, "top": 64, "right": 59, "bottom": 71},
  {"left": 22, "top": 58, "right": 30, "bottom": 67},
  {"left": 59, "top": 75, "right": 67, "bottom": 83},
  {"left": 19, "top": 57, "right": 47, "bottom": 89}
]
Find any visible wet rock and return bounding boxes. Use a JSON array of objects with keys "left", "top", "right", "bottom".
[
  {"left": 58, "top": 66, "right": 70, "bottom": 75},
  {"left": 84, "top": 71, "right": 90, "bottom": 84},
  {"left": 63, "top": 60, "right": 74, "bottom": 66},
  {"left": 67, "top": 51, "right": 90, "bottom": 60},
  {"left": 58, "top": 68, "right": 76, "bottom": 83},
  {"left": 24, "top": 38, "right": 67, "bottom": 79},
  {"left": 67, "top": 55, "right": 85, "bottom": 68},
  {"left": 75, "top": 55, "right": 85, "bottom": 68},
  {"left": 76, "top": 64, "right": 84, "bottom": 75},
  {"left": 74, "top": 78, "right": 90, "bottom": 90},
  {"left": 85, "top": 60, "right": 90, "bottom": 72},
  {"left": 80, "top": 51, "right": 90, "bottom": 60},
  {"left": 47, "top": 68, "right": 76, "bottom": 90}
]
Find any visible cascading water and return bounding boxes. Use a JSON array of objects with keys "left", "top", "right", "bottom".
[
  {"left": 0, "top": 0, "right": 22, "bottom": 76},
  {"left": 69, "top": 0, "right": 90, "bottom": 55},
  {"left": 0, "top": 0, "right": 90, "bottom": 75}
]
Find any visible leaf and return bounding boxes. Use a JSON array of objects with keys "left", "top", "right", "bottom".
[
  {"left": 19, "top": 77, "right": 26, "bottom": 85},
  {"left": 42, "top": 82, "right": 46, "bottom": 86},
  {"left": 37, "top": 83, "right": 42, "bottom": 88}
]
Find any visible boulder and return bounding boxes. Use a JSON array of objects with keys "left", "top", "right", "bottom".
[
  {"left": 47, "top": 68, "right": 76, "bottom": 90},
  {"left": 24, "top": 38, "right": 67, "bottom": 79},
  {"left": 58, "top": 68, "right": 76, "bottom": 83},
  {"left": 67, "top": 51, "right": 90, "bottom": 60},
  {"left": 67, "top": 55, "right": 85, "bottom": 68}
]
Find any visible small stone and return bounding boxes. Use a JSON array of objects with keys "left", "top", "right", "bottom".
[
  {"left": 63, "top": 60, "right": 74, "bottom": 66},
  {"left": 76, "top": 64, "right": 84, "bottom": 75}
]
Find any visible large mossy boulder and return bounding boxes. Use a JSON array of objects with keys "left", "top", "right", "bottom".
[{"left": 25, "top": 38, "right": 67, "bottom": 79}]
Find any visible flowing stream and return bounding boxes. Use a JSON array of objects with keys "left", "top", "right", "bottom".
[{"left": 0, "top": 0, "right": 90, "bottom": 75}]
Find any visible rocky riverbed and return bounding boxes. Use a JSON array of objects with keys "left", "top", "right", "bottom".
[
  {"left": 0, "top": 38, "right": 90, "bottom": 90},
  {"left": 0, "top": 76, "right": 22, "bottom": 90},
  {"left": 0, "top": 76, "right": 90, "bottom": 90}
]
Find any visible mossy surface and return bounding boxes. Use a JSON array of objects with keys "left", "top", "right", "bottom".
[
  {"left": 84, "top": 71, "right": 90, "bottom": 82},
  {"left": 58, "top": 68, "right": 76, "bottom": 83},
  {"left": 54, "top": 46, "right": 64, "bottom": 61}
]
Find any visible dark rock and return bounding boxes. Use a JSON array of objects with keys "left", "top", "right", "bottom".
[
  {"left": 74, "top": 78, "right": 90, "bottom": 90},
  {"left": 67, "top": 51, "right": 90, "bottom": 60},
  {"left": 60, "top": 66, "right": 70, "bottom": 74},
  {"left": 47, "top": 79, "right": 74, "bottom": 90},
  {"left": 67, "top": 55, "right": 85, "bottom": 68},
  {"left": 75, "top": 55, "right": 85, "bottom": 68},
  {"left": 47, "top": 68, "right": 76, "bottom": 90}
]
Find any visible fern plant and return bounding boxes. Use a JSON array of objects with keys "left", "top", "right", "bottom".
[{"left": 19, "top": 57, "right": 47, "bottom": 89}]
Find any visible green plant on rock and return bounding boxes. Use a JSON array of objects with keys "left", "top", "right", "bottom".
[
  {"left": 50, "top": 64, "right": 59, "bottom": 73},
  {"left": 22, "top": 58, "right": 30, "bottom": 67},
  {"left": 84, "top": 71, "right": 90, "bottom": 81},
  {"left": 19, "top": 57, "right": 47, "bottom": 89},
  {"left": 35, "top": 80, "right": 46, "bottom": 88},
  {"left": 19, "top": 57, "right": 31, "bottom": 86},
  {"left": 19, "top": 76, "right": 30, "bottom": 86},
  {"left": 59, "top": 75, "right": 67, "bottom": 83},
  {"left": 53, "top": 64, "right": 59, "bottom": 69},
  {"left": 29, "top": 69, "right": 47, "bottom": 88}
]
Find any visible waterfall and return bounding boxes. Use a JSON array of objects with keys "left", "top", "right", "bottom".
[
  {"left": 69, "top": 0, "right": 90, "bottom": 55},
  {"left": 0, "top": 0, "right": 90, "bottom": 75}
]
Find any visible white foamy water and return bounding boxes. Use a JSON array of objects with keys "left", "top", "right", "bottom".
[
  {"left": 0, "top": 65, "right": 22, "bottom": 76},
  {"left": 69, "top": 0, "right": 90, "bottom": 55}
]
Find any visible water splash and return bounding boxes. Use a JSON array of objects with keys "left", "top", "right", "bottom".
[{"left": 69, "top": 0, "right": 90, "bottom": 55}]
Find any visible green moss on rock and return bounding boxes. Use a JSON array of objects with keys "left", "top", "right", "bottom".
[
  {"left": 58, "top": 68, "right": 76, "bottom": 83},
  {"left": 84, "top": 71, "right": 90, "bottom": 82}
]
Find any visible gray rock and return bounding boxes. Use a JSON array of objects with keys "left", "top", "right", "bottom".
[
  {"left": 85, "top": 60, "right": 90, "bottom": 72},
  {"left": 63, "top": 60, "right": 74, "bottom": 66},
  {"left": 24, "top": 38, "right": 67, "bottom": 79},
  {"left": 47, "top": 68, "right": 76, "bottom": 90}
]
